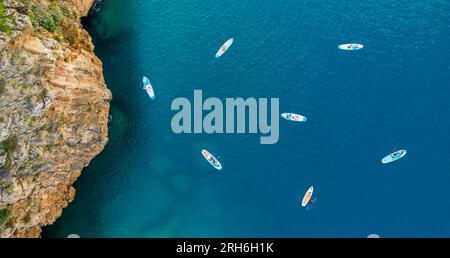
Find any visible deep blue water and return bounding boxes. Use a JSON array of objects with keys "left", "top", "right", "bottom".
[{"left": 43, "top": 0, "right": 450, "bottom": 237}]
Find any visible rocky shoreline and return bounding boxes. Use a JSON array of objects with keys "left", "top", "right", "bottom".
[{"left": 0, "top": 0, "right": 111, "bottom": 237}]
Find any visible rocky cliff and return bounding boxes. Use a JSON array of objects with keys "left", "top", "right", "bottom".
[{"left": 0, "top": 0, "right": 111, "bottom": 237}]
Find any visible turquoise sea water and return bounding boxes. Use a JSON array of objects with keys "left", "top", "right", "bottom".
[{"left": 44, "top": 0, "right": 450, "bottom": 237}]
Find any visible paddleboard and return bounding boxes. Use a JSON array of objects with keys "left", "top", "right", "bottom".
[
  {"left": 142, "top": 76, "right": 155, "bottom": 100},
  {"left": 215, "top": 38, "right": 234, "bottom": 58},
  {"left": 301, "top": 186, "right": 314, "bottom": 207},
  {"left": 281, "top": 113, "right": 307, "bottom": 122},
  {"left": 338, "top": 43, "right": 364, "bottom": 51},
  {"left": 201, "top": 149, "right": 223, "bottom": 170},
  {"left": 382, "top": 149, "right": 407, "bottom": 164}
]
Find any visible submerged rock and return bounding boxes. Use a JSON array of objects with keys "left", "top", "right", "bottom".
[{"left": 0, "top": 0, "right": 111, "bottom": 237}]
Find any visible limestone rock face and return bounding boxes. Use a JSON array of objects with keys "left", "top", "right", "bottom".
[
  {"left": 0, "top": 0, "right": 111, "bottom": 237},
  {"left": 72, "top": 0, "right": 95, "bottom": 16}
]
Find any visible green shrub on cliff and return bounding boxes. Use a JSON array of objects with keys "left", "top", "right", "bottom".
[
  {"left": 26, "top": 1, "right": 64, "bottom": 32},
  {"left": 0, "top": 182, "right": 14, "bottom": 194},
  {"left": 40, "top": 123, "right": 50, "bottom": 130},
  {"left": 54, "top": 32, "right": 64, "bottom": 42},
  {"left": 27, "top": 67, "right": 40, "bottom": 75},
  {"left": 1, "top": 135, "right": 18, "bottom": 154},
  {"left": 0, "top": 3, "right": 4, "bottom": 17},
  {"left": 0, "top": 2, "right": 12, "bottom": 35},
  {"left": 22, "top": 213, "right": 31, "bottom": 224},
  {"left": 0, "top": 140, "right": 7, "bottom": 154},
  {"left": 0, "top": 208, "right": 11, "bottom": 225},
  {"left": 0, "top": 77, "right": 5, "bottom": 96},
  {"left": 6, "top": 184, "right": 14, "bottom": 194},
  {"left": 0, "top": 135, "right": 18, "bottom": 171}
]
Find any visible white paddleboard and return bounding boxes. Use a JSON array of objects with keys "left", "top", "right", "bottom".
[
  {"left": 301, "top": 186, "right": 314, "bottom": 207},
  {"left": 215, "top": 38, "right": 234, "bottom": 58},
  {"left": 381, "top": 149, "right": 407, "bottom": 164},
  {"left": 201, "top": 149, "right": 223, "bottom": 170},
  {"left": 338, "top": 43, "right": 364, "bottom": 51},
  {"left": 142, "top": 76, "right": 155, "bottom": 100},
  {"left": 281, "top": 113, "right": 307, "bottom": 122}
]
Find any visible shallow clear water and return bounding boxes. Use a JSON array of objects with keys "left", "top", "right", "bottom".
[{"left": 43, "top": 0, "right": 450, "bottom": 237}]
